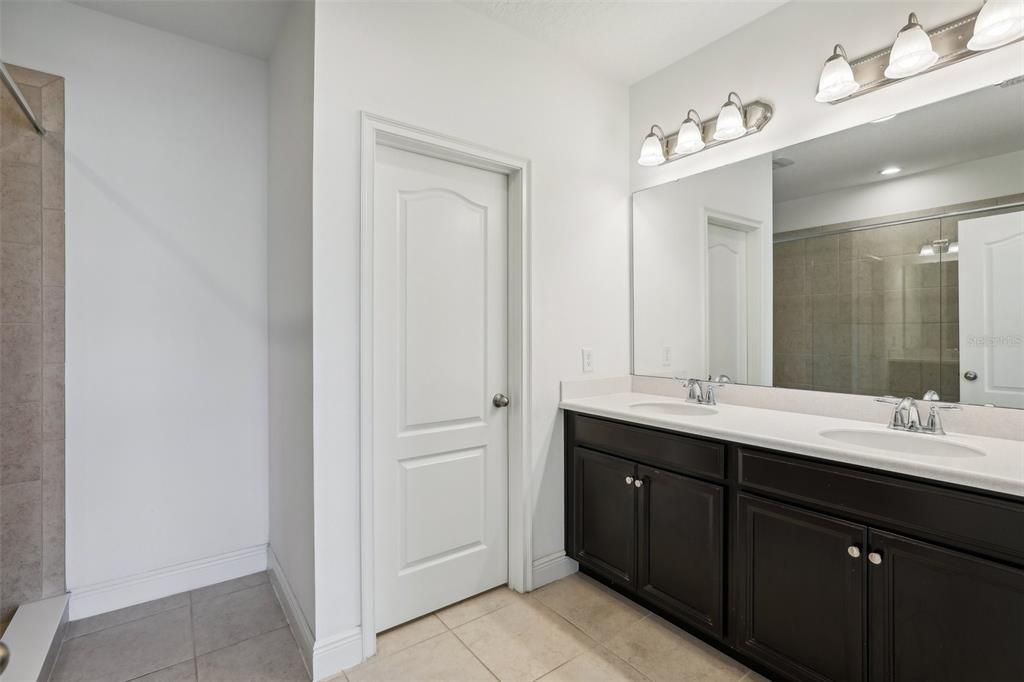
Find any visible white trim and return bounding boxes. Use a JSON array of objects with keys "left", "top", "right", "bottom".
[
  {"left": 269, "top": 547, "right": 362, "bottom": 680},
  {"left": 267, "top": 547, "right": 315, "bottom": 676},
  {"left": 311, "top": 627, "right": 363, "bottom": 680},
  {"left": 0, "top": 593, "right": 68, "bottom": 682},
  {"left": 360, "top": 112, "right": 533, "bottom": 660},
  {"left": 531, "top": 551, "right": 578, "bottom": 589},
  {"left": 68, "top": 544, "right": 267, "bottom": 620}
]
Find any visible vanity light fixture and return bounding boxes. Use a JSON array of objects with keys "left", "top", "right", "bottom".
[
  {"left": 885, "top": 12, "right": 939, "bottom": 79},
  {"left": 673, "top": 110, "right": 705, "bottom": 155},
  {"left": 816, "top": 3, "right": 1024, "bottom": 105},
  {"left": 636, "top": 93, "right": 772, "bottom": 167},
  {"left": 969, "top": 0, "right": 1024, "bottom": 50},
  {"left": 637, "top": 125, "right": 667, "bottom": 167},
  {"left": 713, "top": 92, "right": 747, "bottom": 141},
  {"left": 879, "top": 166, "right": 902, "bottom": 175},
  {"left": 815, "top": 44, "right": 860, "bottom": 102}
]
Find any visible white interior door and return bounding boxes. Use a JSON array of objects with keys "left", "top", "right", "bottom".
[
  {"left": 372, "top": 145, "right": 509, "bottom": 632},
  {"left": 707, "top": 223, "right": 748, "bottom": 383},
  {"left": 958, "top": 211, "right": 1024, "bottom": 408}
]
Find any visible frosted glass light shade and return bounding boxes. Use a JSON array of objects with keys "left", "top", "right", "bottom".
[
  {"left": 637, "top": 127, "right": 666, "bottom": 166},
  {"left": 968, "top": 0, "right": 1024, "bottom": 50},
  {"left": 815, "top": 46, "right": 860, "bottom": 102},
  {"left": 673, "top": 114, "right": 705, "bottom": 155},
  {"left": 713, "top": 100, "right": 746, "bottom": 141},
  {"left": 885, "top": 14, "right": 939, "bottom": 79}
]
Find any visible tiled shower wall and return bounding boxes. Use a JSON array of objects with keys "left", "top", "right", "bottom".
[
  {"left": 1, "top": 65, "right": 66, "bottom": 625},
  {"left": 773, "top": 218, "right": 960, "bottom": 401}
]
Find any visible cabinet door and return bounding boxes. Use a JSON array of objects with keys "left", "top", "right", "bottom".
[
  {"left": 736, "top": 494, "right": 866, "bottom": 682},
  {"left": 868, "top": 530, "right": 1024, "bottom": 682},
  {"left": 572, "top": 447, "right": 637, "bottom": 588},
  {"left": 637, "top": 465, "right": 724, "bottom": 636}
]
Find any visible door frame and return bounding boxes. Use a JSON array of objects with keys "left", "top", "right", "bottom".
[{"left": 359, "top": 112, "right": 533, "bottom": 657}]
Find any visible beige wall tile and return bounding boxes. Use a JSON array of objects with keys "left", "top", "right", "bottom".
[
  {"left": 1, "top": 163, "right": 42, "bottom": 243},
  {"left": 1, "top": 402, "right": 42, "bottom": 484},
  {"left": 773, "top": 295, "right": 810, "bottom": 354},
  {"left": 43, "top": 363, "right": 65, "bottom": 440},
  {"left": 1, "top": 83, "right": 42, "bottom": 166},
  {"left": 43, "top": 286, "right": 65, "bottom": 363},
  {"left": 1, "top": 241, "right": 41, "bottom": 322},
  {"left": 42, "top": 134, "right": 65, "bottom": 210},
  {"left": 5, "top": 65, "right": 59, "bottom": 88},
  {"left": 42, "top": 439, "right": 65, "bottom": 596},
  {"left": 1, "top": 323, "right": 42, "bottom": 403},
  {"left": 41, "top": 79, "right": 65, "bottom": 133},
  {"left": 42, "top": 210, "right": 64, "bottom": 286},
  {"left": 1, "top": 480, "right": 42, "bottom": 622}
]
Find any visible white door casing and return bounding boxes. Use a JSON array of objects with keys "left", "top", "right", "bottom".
[
  {"left": 958, "top": 211, "right": 1024, "bottom": 408},
  {"left": 707, "top": 223, "right": 749, "bottom": 383},
  {"left": 372, "top": 144, "right": 509, "bottom": 632}
]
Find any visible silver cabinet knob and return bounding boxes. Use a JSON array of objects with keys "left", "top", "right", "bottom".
[
  {"left": 868, "top": 552, "right": 883, "bottom": 565},
  {"left": 625, "top": 476, "right": 634, "bottom": 485},
  {"left": 847, "top": 546, "right": 861, "bottom": 559},
  {"left": 634, "top": 479, "right": 643, "bottom": 488},
  {"left": 492, "top": 393, "right": 510, "bottom": 407},
  {"left": 963, "top": 371, "right": 978, "bottom": 382}
]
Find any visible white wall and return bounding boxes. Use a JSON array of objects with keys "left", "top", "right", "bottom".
[
  {"left": 2, "top": 1, "right": 269, "bottom": 607},
  {"left": 268, "top": 1, "right": 315, "bottom": 632},
  {"left": 310, "top": 0, "right": 630, "bottom": 643},
  {"left": 631, "top": 1, "right": 1024, "bottom": 193},
  {"left": 775, "top": 149, "right": 1024, "bottom": 232},
  {"left": 633, "top": 155, "right": 773, "bottom": 381}
]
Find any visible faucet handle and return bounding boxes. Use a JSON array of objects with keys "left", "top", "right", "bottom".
[{"left": 925, "top": 403, "right": 961, "bottom": 435}]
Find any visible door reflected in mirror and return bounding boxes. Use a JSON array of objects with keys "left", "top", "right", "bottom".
[{"left": 632, "top": 82, "right": 1024, "bottom": 409}]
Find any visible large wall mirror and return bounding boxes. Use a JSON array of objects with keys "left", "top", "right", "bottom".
[{"left": 632, "top": 82, "right": 1024, "bottom": 409}]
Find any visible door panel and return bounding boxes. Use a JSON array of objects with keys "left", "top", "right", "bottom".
[
  {"left": 637, "top": 466, "right": 724, "bottom": 636},
  {"left": 736, "top": 494, "right": 866, "bottom": 682},
  {"left": 868, "top": 530, "right": 1024, "bottom": 682},
  {"left": 958, "top": 211, "right": 1024, "bottom": 407},
  {"left": 373, "top": 145, "right": 509, "bottom": 631},
  {"left": 573, "top": 447, "right": 637, "bottom": 588},
  {"left": 707, "top": 223, "right": 748, "bottom": 383}
]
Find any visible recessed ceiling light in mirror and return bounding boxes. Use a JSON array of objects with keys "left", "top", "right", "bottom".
[
  {"left": 879, "top": 166, "right": 902, "bottom": 175},
  {"left": 871, "top": 114, "right": 898, "bottom": 123}
]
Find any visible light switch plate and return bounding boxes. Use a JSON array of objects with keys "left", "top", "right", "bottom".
[{"left": 581, "top": 347, "right": 594, "bottom": 373}]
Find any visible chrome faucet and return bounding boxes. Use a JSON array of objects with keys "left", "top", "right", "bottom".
[
  {"left": 876, "top": 396, "right": 961, "bottom": 435},
  {"left": 678, "top": 378, "right": 721, "bottom": 406}
]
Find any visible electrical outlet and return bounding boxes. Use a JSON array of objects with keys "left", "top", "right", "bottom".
[
  {"left": 581, "top": 347, "right": 594, "bottom": 373},
  {"left": 662, "top": 346, "right": 672, "bottom": 366}
]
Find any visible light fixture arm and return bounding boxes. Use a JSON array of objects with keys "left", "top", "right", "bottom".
[
  {"left": 649, "top": 124, "right": 666, "bottom": 141},
  {"left": 684, "top": 109, "right": 703, "bottom": 128},
  {"left": 830, "top": 44, "right": 849, "bottom": 61},
  {"left": 725, "top": 91, "right": 745, "bottom": 113}
]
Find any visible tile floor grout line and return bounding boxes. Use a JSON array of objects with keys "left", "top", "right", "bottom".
[
  {"left": 194, "top": 624, "right": 295, "bottom": 661},
  {"left": 447, "top": 626, "right": 503, "bottom": 682},
  {"left": 64, "top": 596, "right": 190, "bottom": 641},
  {"left": 189, "top": 591, "right": 199, "bottom": 681}
]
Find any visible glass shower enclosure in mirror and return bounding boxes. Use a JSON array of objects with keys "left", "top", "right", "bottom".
[{"left": 632, "top": 80, "right": 1024, "bottom": 408}]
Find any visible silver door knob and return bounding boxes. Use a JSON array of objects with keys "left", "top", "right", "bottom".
[
  {"left": 868, "top": 552, "right": 883, "bottom": 565},
  {"left": 963, "top": 370, "right": 978, "bottom": 382},
  {"left": 492, "top": 393, "right": 510, "bottom": 408},
  {"left": 0, "top": 641, "right": 9, "bottom": 675},
  {"left": 625, "top": 476, "right": 634, "bottom": 485},
  {"left": 634, "top": 479, "right": 643, "bottom": 488},
  {"left": 847, "top": 546, "right": 861, "bottom": 558}
]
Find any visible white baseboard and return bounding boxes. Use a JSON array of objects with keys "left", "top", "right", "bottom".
[
  {"left": 531, "top": 551, "right": 578, "bottom": 589},
  {"left": 69, "top": 544, "right": 268, "bottom": 621},
  {"left": 268, "top": 546, "right": 362, "bottom": 680}
]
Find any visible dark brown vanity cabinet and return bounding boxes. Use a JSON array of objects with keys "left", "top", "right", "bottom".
[
  {"left": 567, "top": 421, "right": 726, "bottom": 637},
  {"left": 564, "top": 411, "right": 1024, "bottom": 682},
  {"left": 735, "top": 495, "right": 866, "bottom": 682}
]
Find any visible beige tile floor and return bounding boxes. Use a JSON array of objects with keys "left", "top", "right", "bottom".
[
  {"left": 339, "top": 572, "right": 768, "bottom": 682},
  {"left": 50, "top": 571, "right": 308, "bottom": 681},
  {"left": 50, "top": 570, "right": 769, "bottom": 682}
]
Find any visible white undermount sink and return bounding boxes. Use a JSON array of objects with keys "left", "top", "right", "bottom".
[
  {"left": 629, "top": 401, "right": 717, "bottom": 417},
  {"left": 819, "top": 428, "right": 985, "bottom": 458}
]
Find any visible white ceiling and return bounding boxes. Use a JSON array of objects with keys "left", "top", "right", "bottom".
[
  {"left": 463, "top": 1, "right": 788, "bottom": 85},
  {"left": 772, "top": 81, "right": 1024, "bottom": 202},
  {"left": 69, "top": 0, "right": 295, "bottom": 60}
]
